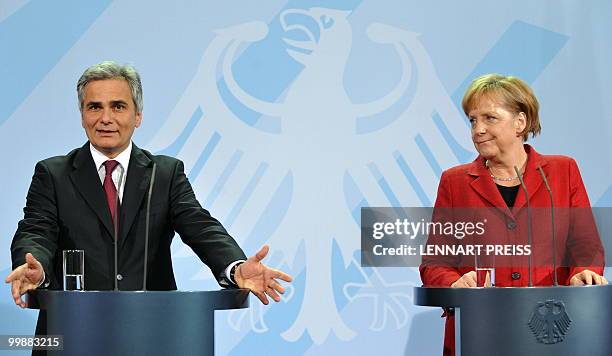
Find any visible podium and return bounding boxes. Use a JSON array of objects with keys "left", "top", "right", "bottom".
[
  {"left": 414, "top": 285, "right": 612, "bottom": 356},
  {"left": 27, "top": 289, "right": 249, "bottom": 356}
]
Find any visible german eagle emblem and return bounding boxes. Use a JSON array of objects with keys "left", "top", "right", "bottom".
[{"left": 528, "top": 299, "right": 571, "bottom": 344}]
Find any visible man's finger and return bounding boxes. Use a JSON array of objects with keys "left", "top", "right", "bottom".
[
  {"left": 254, "top": 291, "right": 269, "bottom": 305},
  {"left": 254, "top": 245, "right": 269, "bottom": 262},
  {"left": 273, "top": 270, "right": 293, "bottom": 283},
  {"left": 266, "top": 287, "right": 281, "bottom": 302},
  {"left": 11, "top": 280, "right": 22, "bottom": 305},
  {"left": 25, "top": 253, "right": 40, "bottom": 269},
  {"left": 11, "top": 280, "right": 20, "bottom": 300},
  {"left": 5, "top": 264, "right": 25, "bottom": 283},
  {"left": 270, "top": 280, "right": 286, "bottom": 294},
  {"left": 603, "top": 276, "right": 609, "bottom": 285},
  {"left": 4, "top": 270, "right": 13, "bottom": 284},
  {"left": 19, "top": 279, "right": 37, "bottom": 295}
]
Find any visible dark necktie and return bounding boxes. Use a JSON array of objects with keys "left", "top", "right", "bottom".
[{"left": 103, "top": 160, "right": 120, "bottom": 228}]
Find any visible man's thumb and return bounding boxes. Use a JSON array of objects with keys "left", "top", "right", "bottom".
[
  {"left": 25, "top": 253, "right": 39, "bottom": 268},
  {"left": 255, "top": 245, "right": 269, "bottom": 262}
]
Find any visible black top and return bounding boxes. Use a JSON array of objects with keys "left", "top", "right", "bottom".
[{"left": 496, "top": 184, "right": 520, "bottom": 207}]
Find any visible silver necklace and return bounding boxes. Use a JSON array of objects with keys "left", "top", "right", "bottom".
[{"left": 485, "top": 160, "right": 522, "bottom": 181}]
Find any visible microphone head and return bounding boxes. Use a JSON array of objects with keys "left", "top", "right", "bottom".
[
  {"left": 513, "top": 165, "right": 528, "bottom": 191},
  {"left": 537, "top": 165, "right": 552, "bottom": 193}
]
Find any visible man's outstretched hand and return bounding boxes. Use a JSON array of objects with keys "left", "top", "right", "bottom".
[
  {"left": 4, "top": 253, "right": 44, "bottom": 308},
  {"left": 234, "top": 245, "right": 293, "bottom": 305}
]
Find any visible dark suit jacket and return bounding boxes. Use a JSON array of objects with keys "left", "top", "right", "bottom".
[{"left": 11, "top": 142, "right": 246, "bottom": 291}]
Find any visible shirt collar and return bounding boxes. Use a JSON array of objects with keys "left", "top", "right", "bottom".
[{"left": 89, "top": 142, "right": 132, "bottom": 172}]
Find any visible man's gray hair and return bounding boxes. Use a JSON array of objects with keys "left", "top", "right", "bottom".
[{"left": 77, "top": 61, "right": 143, "bottom": 113}]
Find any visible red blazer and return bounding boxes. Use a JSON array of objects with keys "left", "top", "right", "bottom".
[{"left": 419, "top": 145, "right": 605, "bottom": 356}]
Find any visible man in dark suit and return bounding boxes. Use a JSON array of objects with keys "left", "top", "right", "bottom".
[{"left": 5, "top": 61, "right": 291, "bottom": 308}]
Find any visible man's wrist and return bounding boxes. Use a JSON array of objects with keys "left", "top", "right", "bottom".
[
  {"left": 226, "top": 260, "right": 245, "bottom": 285},
  {"left": 36, "top": 270, "right": 46, "bottom": 288}
]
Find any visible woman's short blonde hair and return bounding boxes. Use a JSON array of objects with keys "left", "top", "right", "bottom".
[{"left": 461, "top": 73, "right": 541, "bottom": 141}]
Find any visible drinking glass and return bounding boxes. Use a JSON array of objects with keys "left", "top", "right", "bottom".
[{"left": 63, "top": 250, "right": 84, "bottom": 291}]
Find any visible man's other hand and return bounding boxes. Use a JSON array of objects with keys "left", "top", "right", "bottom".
[
  {"left": 235, "top": 245, "right": 293, "bottom": 305},
  {"left": 4, "top": 253, "right": 44, "bottom": 308}
]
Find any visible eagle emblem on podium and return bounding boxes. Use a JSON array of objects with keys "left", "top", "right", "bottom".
[{"left": 528, "top": 299, "right": 572, "bottom": 344}]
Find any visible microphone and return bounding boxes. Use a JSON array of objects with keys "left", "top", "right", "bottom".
[
  {"left": 142, "top": 163, "right": 157, "bottom": 291},
  {"left": 514, "top": 166, "right": 533, "bottom": 287},
  {"left": 114, "top": 167, "right": 125, "bottom": 291},
  {"left": 537, "top": 165, "right": 558, "bottom": 286}
]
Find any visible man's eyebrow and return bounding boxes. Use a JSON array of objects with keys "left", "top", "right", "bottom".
[{"left": 85, "top": 100, "right": 101, "bottom": 107}]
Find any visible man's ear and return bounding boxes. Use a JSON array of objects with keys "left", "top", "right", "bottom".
[{"left": 135, "top": 112, "right": 143, "bottom": 128}]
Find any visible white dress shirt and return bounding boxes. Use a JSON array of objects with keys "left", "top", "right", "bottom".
[{"left": 90, "top": 142, "right": 131, "bottom": 203}]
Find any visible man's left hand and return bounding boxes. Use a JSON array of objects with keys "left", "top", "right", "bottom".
[{"left": 234, "top": 245, "right": 293, "bottom": 305}]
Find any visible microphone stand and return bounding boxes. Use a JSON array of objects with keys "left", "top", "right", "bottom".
[
  {"left": 537, "top": 165, "right": 558, "bottom": 286},
  {"left": 142, "top": 163, "right": 157, "bottom": 291},
  {"left": 114, "top": 168, "right": 125, "bottom": 291},
  {"left": 515, "top": 166, "right": 533, "bottom": 287}
]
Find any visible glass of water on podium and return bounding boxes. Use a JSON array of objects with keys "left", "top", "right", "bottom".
[
  {"left": 63, "top": 250, "right": 84, "bottom": 291},
  {"left": 475, "top": 252, "right": 495, "bottom": 287}
]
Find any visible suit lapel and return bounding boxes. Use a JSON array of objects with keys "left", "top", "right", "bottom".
[
  {"left": 512, "top": 146, "right": 547, "bottom": 214},
  {"left": 468, "top": 145, "right": 548, "bottom": 219},
  {"left": 69, "top": 143, "right": 115, "bottom": 239},
  {"left": 468, "top": 160, "right": 514, "bottom": 220},
  {"left": 119, "top": 145, "right": 152, "bottom": 245}
]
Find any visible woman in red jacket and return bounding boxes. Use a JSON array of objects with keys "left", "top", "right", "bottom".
[{"left": 419, "top": 73, "right": 607, "bottom": 356}]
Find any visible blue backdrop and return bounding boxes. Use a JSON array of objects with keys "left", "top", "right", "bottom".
[{"left": 1, "top": 1, "right": 611, "bottom": 355}]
